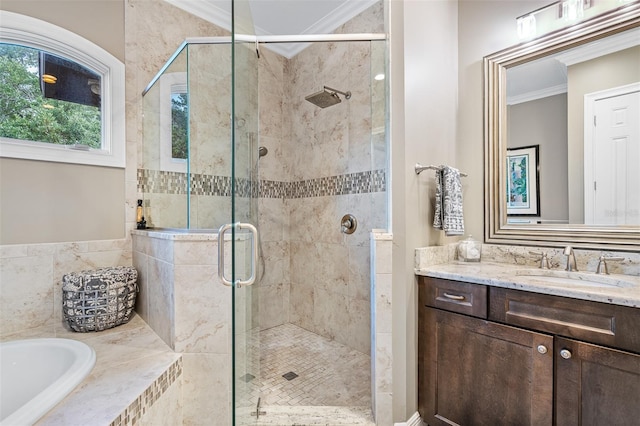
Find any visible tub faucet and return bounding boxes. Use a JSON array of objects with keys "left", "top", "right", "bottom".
[{"left": 563, "top": 246, "right": 578, "bottom": 272}]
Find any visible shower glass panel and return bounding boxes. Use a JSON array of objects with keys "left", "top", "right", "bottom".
[
  {"left": 141, "top": 42, "right": 233, "bottom": 231},
  {"left": 141, "top": 46, "right": 190, "bottom": 228},
  {"left": 232, "top": 1, "right": 261, "bottom": 424}
]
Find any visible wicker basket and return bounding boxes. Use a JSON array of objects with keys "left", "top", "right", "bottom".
[{"left": 62, "top": 266, "right": 138, "bottom": 332}]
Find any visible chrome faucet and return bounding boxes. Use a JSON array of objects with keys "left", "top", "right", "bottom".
[
  {"left": 595, "top": 255, "right": 625, "bottom": 274},
  {"left": 529, "top": 251, "right": 550, "bottom": 269},
  {"left": 563, "top": 246, "right": 578, "bottom": 272}
]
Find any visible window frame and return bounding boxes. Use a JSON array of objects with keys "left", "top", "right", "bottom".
[{"left": 0, "top": 11, "right": 125, "bottom": 168}]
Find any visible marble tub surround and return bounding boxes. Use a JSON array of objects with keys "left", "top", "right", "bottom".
[
  {"left": 0, "top": 238, "right": 131, "bottom": 335},
  {"left": 415, "top": 260, "right": 640, "bottom": 308},
  {"left": 0, "top": 315, "right": 182, "bottom": 426}
]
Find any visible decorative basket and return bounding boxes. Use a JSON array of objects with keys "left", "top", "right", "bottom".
[{"left": 62, "top": 266, "right": 138, "bottom": 332}]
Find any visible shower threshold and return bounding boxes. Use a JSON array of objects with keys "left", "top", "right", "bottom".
[{"left": 253, "top": 405, "right": 374, "bottom": 425}]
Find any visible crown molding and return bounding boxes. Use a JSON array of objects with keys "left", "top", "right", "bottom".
[
  {"left": 507, "top": 83, "right": 567, "bottom": 105},
  {"left": 163, "top": 0, "right": 379, "bottom": 58},
  {"left": 555, "top": 26, "right": 640, "bottom": 65}
]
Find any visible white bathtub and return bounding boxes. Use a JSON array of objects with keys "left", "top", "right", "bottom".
[{"left": 0, "top": 338, "right": 96, "bottom": 426}]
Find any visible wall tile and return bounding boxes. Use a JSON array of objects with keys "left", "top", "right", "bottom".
[
  {"left": 181, "top": 353, "right": 231, "bottom": 426},
  {"left": 374, "top": 273, "right": 392, "bottom": 334},
  {"left": 174, "top": 264, "right": 230, "bottom": 353},
  {"left": 173, "top": 240, "right": 218, "bottom": 266},
  {"left": 147, "top": 257, "right": 175, "bottom": 348},
  {"left": 0, "top": 255, "right": 53, "bottom": 334},
  {"left": 258, "top": 282, "right": 290, "bottom": 330},
  {"left": 132, "top": 251, "right": 149, "bottom": 322}
]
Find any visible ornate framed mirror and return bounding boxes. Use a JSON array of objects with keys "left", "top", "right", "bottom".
[{"left": 484, "top": 2, "right": 640, "bottom": 252}]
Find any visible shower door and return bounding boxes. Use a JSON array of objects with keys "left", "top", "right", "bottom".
[{"left": 230, "top": 1, "right": 262, "bottom": 424}]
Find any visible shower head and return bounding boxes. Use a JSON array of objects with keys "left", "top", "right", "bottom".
[
  {"left": 305, "top": 86, "right": 351, "bottom": 108},
  {"left": 258, "top": 146, "right": 268, "bottom": 158}
]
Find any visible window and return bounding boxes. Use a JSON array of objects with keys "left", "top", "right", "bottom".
[
  {"left": 0, "top": 11, "right": 125, "bottom": 168},
  {"left": 160, "top": 72, "right": 188, "bottom": 172}
]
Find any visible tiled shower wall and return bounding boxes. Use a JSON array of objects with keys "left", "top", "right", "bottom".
[{"left": 258, "top": 2, "right": 387, "bottom": 355}]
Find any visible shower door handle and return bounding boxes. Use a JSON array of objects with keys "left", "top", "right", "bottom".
[
  {"left": 217, "top": 222, "right": 259, "bottom": 288},
  {"left": 218, "top": 223, "right": 233, "bottom": 287},
  {"left": 237, "top": 222, "right": 259, "bottom": 288}
]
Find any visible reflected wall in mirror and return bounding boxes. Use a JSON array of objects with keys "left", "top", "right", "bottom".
[{"left": 484, "top": 2, "right": 640, "bottom": 251}]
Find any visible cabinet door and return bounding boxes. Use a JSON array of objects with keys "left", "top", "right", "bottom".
[
  {"left": 555, "top": 337, "right": 640, "bottom": 426},
  {"left": 419, "top": 308, "right": 553, "bottom": 426}
]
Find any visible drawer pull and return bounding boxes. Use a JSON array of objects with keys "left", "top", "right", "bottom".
[
  {"left": 560, "top": 349, "right": 572, "bottom": 359},
  {"left": 443, "top": 293, "right": 466, "bottom": 301}
]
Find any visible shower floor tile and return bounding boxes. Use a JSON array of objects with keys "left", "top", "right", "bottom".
[{"left": 248, "top": 323, "right": 371, "bottom": 408}]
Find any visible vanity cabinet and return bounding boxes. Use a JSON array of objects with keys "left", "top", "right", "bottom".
[
  {"left": 418, "top": 276, "right": 640, "bottom": 426},
  {"left": 419, "top": 307, "right": 553, "bottom": 425},
  {"left": 555, "top": 337, "right": 640, "bottom": 425}
]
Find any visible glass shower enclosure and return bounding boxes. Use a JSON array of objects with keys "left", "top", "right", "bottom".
[{"left": 140, "top": 6, "right": 387, "bottom": 422}]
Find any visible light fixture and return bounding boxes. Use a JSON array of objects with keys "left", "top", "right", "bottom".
[
  {"left": 88, "top": 79, "right": 101, "bottom": 95},
  {"left": 561, "top": 0, "right": 587, "bottom": 21},
  {"left": 42, "top": 74, "right": 57, "bottom": 84},
  {"left": 517, "top": 14, "right": 537, "bottom": 39},
  {"left": 515, "top": 0, "right": 610, "bottom": 40},
  {"left": 374, "top": 73, "right": 385, "bottom": 81}
]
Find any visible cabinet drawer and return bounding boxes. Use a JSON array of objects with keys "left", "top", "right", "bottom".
[
  {"left": 490, "top": 287, "right": 640, "bottom": 354},
  {"left": 419, "top": 277, "right": 487, "bottom": 319}
]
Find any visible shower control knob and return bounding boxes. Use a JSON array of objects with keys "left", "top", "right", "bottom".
[{"left": 341, "top": 214, "right": 357, "bottom": 234}]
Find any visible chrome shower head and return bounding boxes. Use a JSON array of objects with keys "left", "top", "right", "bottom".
[
  {"left": 305, "top": 86, "right": 351, "bottom": 108},
  {"left": 258, "top": 146, "right": 268, "bottom": 158}
]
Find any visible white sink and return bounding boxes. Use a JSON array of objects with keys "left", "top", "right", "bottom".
[{"left": 515, "top": 269, "right": 636, "bottom": 288}]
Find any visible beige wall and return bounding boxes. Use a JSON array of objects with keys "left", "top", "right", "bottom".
[
  {"left": 390, "top": 0, "right": 460, "bottom": 420},
  {"left": 0, "top": 159, "right": 125, "bottom": 244},
  {"left": 567, "top": 46, "right": 640, "bottom": 223},
  {"left": 508, "top": 94, "right": 569, "bottom": 222},
  {"left": 388, "top": 0, "right": 549, "bottom": 421},
  {"left": 0, "top": 0, "right": 125, "bottom": 61},
  {"left": 0, "top": 1, "right": 126, "bottom": 244}
]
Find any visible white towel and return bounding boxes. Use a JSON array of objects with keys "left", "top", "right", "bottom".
[{"left": 433, "top": 165, "right": 464, "bottom": 236}]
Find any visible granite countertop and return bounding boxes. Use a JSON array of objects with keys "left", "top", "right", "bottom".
[{"left": 416, "top": 261, "right": 640, "bottom": 308}]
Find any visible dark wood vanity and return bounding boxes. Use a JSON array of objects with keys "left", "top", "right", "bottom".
[{"left": 418, "top": 276, "right": 640, "bottom": 426}]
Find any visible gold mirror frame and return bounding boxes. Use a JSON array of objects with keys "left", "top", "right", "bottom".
[{"left": 484, "top": 2, "right": 640, "bottom": 252}]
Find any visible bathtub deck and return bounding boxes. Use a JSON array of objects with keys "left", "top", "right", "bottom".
[{"left": 0, "top": 314, "right": 180, "bottom": 426}]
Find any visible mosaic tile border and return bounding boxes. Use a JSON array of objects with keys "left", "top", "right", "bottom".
[
  {"left": 137, "top": 168, "right": 386, "bottom": 199},
  {"left": 109, "top": 357, "right": 183, "bottom": 426}
]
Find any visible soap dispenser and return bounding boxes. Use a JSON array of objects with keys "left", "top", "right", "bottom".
[{"left": 458, "top": 235, "right": 482, "bottom": 262}]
